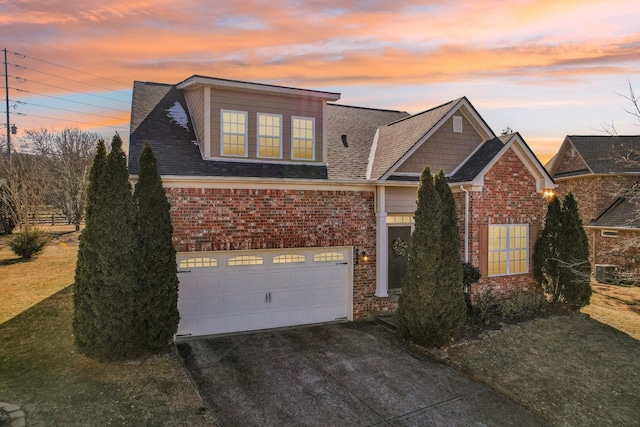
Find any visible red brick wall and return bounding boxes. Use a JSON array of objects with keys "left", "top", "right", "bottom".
[
  {"left": 466, "top": 148, "right": 547, "bottom": 298},
  {"left": 167, "top": 187, "right": 391, "bottom": 319},
  {"left": 590, "top": 228, "right": 640, "bottom": 274},
  {"left": 555, "top": 175, "right": 638, "bottom": 223}
]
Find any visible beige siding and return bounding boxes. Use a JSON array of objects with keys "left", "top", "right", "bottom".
[
  {"left": 183, "top": 88, "right": 205, "bottom": 152},
  {"left": 396, "top": 114, "right": 483, "bottom": 174},
  {"left": 209, "top": 89, "right": 325, "bottom": 162},
  {"left": 385, "top": 187, "right": 418, "bottom": 213}
]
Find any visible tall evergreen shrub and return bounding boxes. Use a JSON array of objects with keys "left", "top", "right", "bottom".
[
  {"left": 133, "top": 143, "right": 179, "bottom": 350},
  {"left": 558, "top": 193, "right": 591, "bottom": 310},
  {"left": 533, "top": 193, "right": 591, "bottom": 311},
  {"left": 73, "top": 135, "right": 141, "bottom": 361},
  {"left": 432, "top": 170, "right": 466, "bottom": 341},
  {"left": 73, "top": 140, "right": 108, "bottom": 357},
  {"left": 398, "top": 167, "right": 465, "bottom": 347},
  {"left": 533, "top": 196, "right": 562, "bottom": 299}
]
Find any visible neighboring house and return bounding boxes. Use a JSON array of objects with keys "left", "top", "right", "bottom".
[
  {"left": 546, "top": 135, "right": 640, "bottom": 280},
  {"left": 129, "top": 75, "right": 555, "bottom": 338}
]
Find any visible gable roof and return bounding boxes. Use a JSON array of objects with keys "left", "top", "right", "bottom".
[
  {"left": 326, "top": 104, "right": 409, "bottom": 180},
  {"left": 449, "top": 137, "right": 505, "bottom": 183},
  {"left": 588, "top": 187, "right": 640, "bottom": 229},
  {"left": 450, "top": 132, "right": 555, "bottom": 192},
  {"left": 129, "top": 81, "right": 327, "bottom": 179},
  {"left": 367, "top": 97, "right": 495, "bottom": 180},
  {"left": 548, "top": 135, "right": 640, "bottom": 178}
]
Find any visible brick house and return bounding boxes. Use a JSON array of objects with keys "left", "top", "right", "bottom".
[
  {"left": 546, "top": 135, "right": 640, "bottom": 281},
  {"left": 129, "top": 75, "right": 555, "bottom": 338}
]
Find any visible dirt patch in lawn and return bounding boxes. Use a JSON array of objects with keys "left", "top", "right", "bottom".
[{"left": 0, "top": 286, "right": 216, "bottom": 427}]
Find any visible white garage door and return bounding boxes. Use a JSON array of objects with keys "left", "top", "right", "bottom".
[{"left": 175, "top": 247, "right": 353, "bottom": 337}]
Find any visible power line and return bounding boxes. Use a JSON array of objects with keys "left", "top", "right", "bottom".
[
  {"left": 4, "top": 49, "right": 133, "bottom": 133},
  {"left": 3, "top": 111, "right": 128, "bottom": 130},
  {"left": 10, "top": 62, "right": 131, "bottom": 97},
  {"left": 11, "top": 75, "right": 130, "bottom": 104},
  {"left": 10, "top": 99, "right": 126, "bottom": 121},
  {"left": 14, "top": 88, "right": 129, "bottom": 113},
  {"left": 9, "top": 50, "right": 130, "bottom": 87}
]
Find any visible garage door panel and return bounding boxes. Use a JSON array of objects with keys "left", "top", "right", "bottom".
[
  {"left": 218, "top": 294, "right": 248, "bottom": 314},
  {"left": 178, "top": 297, "right": 199, "bottom": 319},
  {"left": 177, "top": 247, "right": 351, "bottom": 337},
  {"left": 196, "top": 296, "right": 220, "bottom": 317}
]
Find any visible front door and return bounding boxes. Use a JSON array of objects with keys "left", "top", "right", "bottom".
[{"left": 388, "top": 226, "right": 411, "bottom": 289}]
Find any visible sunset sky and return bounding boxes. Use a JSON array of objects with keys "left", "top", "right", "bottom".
[{"left": 2, "top": 0, "right": 640, "bottom": 163}]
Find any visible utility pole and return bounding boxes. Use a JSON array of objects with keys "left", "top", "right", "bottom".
[{"left": 4, "top": 48, "right": 10, "bottom": 165}]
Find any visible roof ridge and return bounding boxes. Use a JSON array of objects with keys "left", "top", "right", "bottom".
[
  {"left": 327, "top": 103, "right": 407, "bottom": 114},
  {"left": 385, "top": 97, "right": 462, "bottom": 127}
]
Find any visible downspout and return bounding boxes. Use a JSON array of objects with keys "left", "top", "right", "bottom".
[{"left": 460, "top": 186, "right": 469, "bottom": 263}]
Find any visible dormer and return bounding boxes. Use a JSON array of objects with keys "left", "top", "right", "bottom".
[{"left": 177, "top": 75, "right": 341, "bottom": 165}]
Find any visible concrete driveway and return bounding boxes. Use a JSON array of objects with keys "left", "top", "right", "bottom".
[{"left": 176, "top": 322, "right": 550, "bottom": 427}]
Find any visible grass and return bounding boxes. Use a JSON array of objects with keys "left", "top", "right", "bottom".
[
  {"left": 582, "top": 283, "right": 640, "bottom": 339},
  {"left": 0, "top": 225, "right": 78, "bottom": 324},
  {"left": 0, "top": 228, "right": 216, "bottom": 427},
  {"left": 448, "top": 287, "right": 640, "bottom": 427}
]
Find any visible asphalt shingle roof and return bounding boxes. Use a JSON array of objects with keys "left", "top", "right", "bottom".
[
  {"left": 588, "top": 189, "right": 640, "bottom": 229},
  {"left": 326, "top": 104, "right": 409, "bottom": 180},
  {"left": 565, "top": 135, "right": 640, "bottom": 175},
  {"left": 449, "top": 137, "right": 505, "bottom": 183},
  {"left": 369, "top": 99, "right": 461, "bottom": 179},
  {"left": 129, "top": 81, "right": 327, "bottom": 179}
]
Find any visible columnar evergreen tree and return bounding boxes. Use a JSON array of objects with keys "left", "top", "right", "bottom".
[
  {"left": 73, "top": 135, "right": 141, "bottom": 361},
  {"left": 133, "top": 143, "right": 179, "bottom": 350},
  {"left": 397, "top": 167, "right": 443, "bottom": 346},
  {"left": 432, "top": 170, "right": 466, "bottom": 342},
  {"left": 73, "top": 140, "right": 108, "bottom": 357},
  {"left": 533, "top": 193, "right": 591, "bottom": 311},
  {"left": 533, "top": 196, "right": 562, "bottom": 299},
  {"left": 558, "top": 193, "right": 592, "bottom": 310}
]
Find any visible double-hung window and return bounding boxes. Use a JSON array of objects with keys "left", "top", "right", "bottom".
[
  {"left": 488, "top": 224, "right": 528, "bottom": 276},
  {"left": 292, "top": 116, "right": 315, "bottom": 160},
  {"left": 221, "top": 110, "right": 247, "bottom": 156},
  {"left": 258, "top": 113, "right": 282, "bottom": 158}
]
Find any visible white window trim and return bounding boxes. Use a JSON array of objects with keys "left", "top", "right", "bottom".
[
  {"left": 220, "top": 109, "right": 248, "bottom": 158},
  {"left": 488, "top": 224, "right": 529, "bottom": 277},
  {"left": 291, "top": 116, "right": 315, "bottom": 161},
  {"left": 601, "top": 230, "right": 619, "bottom": 238},
  {"left": 257, "top": 113, "right": 283, "bottom": 159}
]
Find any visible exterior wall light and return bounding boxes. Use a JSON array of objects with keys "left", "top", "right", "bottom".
[
  {"left": 543, "top": 189, "right": 556, "bottom": 198},
  {"left": 355, "top": 247, "right": 368, "bottom": 265},
  {"left": 353, "top": 248, "right": 369, "bottom": 265}
]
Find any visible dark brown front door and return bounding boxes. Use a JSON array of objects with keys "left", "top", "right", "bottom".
[{"left": 388, "top": 226, "right": 411, "bottom": 289}]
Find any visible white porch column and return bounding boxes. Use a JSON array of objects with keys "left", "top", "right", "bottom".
[{"left": 375, "top": 186, "right": 388, "bottom": 297}]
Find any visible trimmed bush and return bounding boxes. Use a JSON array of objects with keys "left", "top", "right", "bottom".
[
  {"left": 499, "top": 292, "right": 549, "bottom": 320},
  {"left": 8, "top": 229, "right": 49, "bottom": 259}
]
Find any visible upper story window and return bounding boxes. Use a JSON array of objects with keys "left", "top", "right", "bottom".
[
  {"left": 221, "top": 110, "right": 247, "bottom": 157},
  {"left": 258, "top": 113, "right": 282, "bottom": 158},
  {"left": 488, "top": 224, "right": 528, "bottom": 276},
  {"left": 292, "top": 116, "right": 315, "bottom": 160}
]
